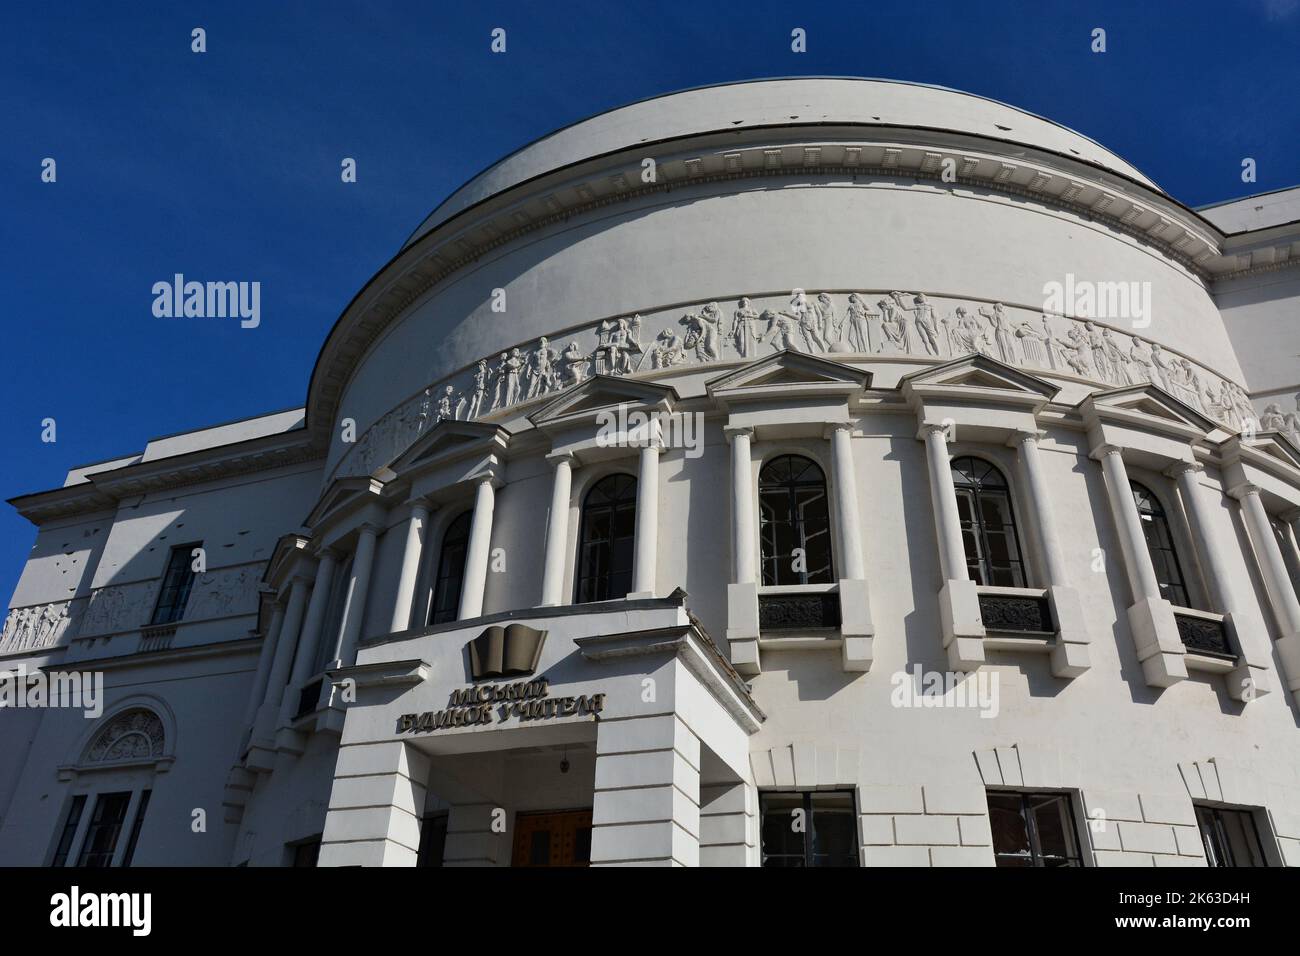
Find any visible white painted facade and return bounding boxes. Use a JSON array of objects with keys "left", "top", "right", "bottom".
[{"left": 3, "top": 78, "right": 1300, "bottom": 868}]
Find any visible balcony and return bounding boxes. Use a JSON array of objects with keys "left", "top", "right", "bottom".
[
  {"left": 977, "top": 591, "right": 1054, "bottom": 636},
  {"left": 1173, "top": 609, "right": 1233, "bottom": 659},
  {"left": 758, "top": 589, "right": 842, "bottom": 631}
]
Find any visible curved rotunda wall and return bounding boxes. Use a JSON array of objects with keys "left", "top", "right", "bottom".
[
  {"left": 405, "top": 77, "right": 1160, "bottom": 246},
  {"left": 327, "top": 162, "right": 1241, "bottom": 478}
]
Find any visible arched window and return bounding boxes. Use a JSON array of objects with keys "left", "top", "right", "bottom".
[
  {"left": 951, "top": 457, "right": 1026, "bottom": 588},
  {"left": 759, "top": 455, "right": 834, "bottom": 586},
  {"left": 429, "top": 511, "right": 472, "bottom": 625},
  {"left": 575, "top": 474, "right": 637, "bottom": 603},
  {"left": 1130, "top": 482, "right": 1190, "bottom": 607}
]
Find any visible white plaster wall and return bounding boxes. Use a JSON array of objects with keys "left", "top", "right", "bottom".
[{"left": 329, "top": 179, "right": 1233, "bottom": 476}]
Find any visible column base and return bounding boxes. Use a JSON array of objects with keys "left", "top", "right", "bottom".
[
  {"left": 939, "top": 579, "right": 986, "bottom": 671},
  {"left": 839, "top": 578, "right": 874, "bottom": 672},
  {"left": 1274, "top": 631, "right": 1300, "bottom": 695},
  {"left": 1047, "top": 585, "right": 1091, "bottom": 678},
  {"left": 1222, "top": 613, "right": 1272, "bottom": 702},
  {"left": 727, "top": 581, "right": 761, "bottom": 675},
  {"left": 1127, "top": 597, "right": 1187, "bottom": 688}
]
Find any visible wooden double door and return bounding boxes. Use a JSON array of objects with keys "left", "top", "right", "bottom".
[{"left": 511, "top": 809, "right": 593, "bottom": 867}]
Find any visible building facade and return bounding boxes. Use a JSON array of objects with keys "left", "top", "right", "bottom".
[{"left": 3, "top": 78, "right": 1300, "bottom": 868}]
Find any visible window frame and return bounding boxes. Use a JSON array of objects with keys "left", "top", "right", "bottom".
[
  {"left": 1130, "top": 480, "right": 1192, "bottom": 608},
  {"left": 949, "top": 456, "right": 1028, "bottom": 588},
  {"left": 428, "top": 510, "right": 473, "bottom": 625},
  {"left": 986, "top": 789, "right": 1084, "bottom": 868},
  {"left": 1194, "top": 804, "right": 1270, "bottom": 867},
  {"left": 573, "top": 472, "right": 638, "bottom": 604},
  {"left": 759, "top": 789, "right": 859, "bottom": 868},
  {"left": 758, "top": 453, "right": 836, "bottom": 587},
  {"left": 149, "top": 542, "right": 203, "bottom": 626}
]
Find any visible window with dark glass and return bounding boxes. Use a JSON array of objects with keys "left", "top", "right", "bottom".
[
  {"left": 760, "top": 791, "right": 858, "bottom": 867},
  {"left": 987, "top": 791, "right": 1083, "bottom": 867},
  {"left": 150, "top": 543, "right": 201, "bottom": 625},
  {"left": 417, "top": 812, "right": 448, "bottom": 867},
  {"left": 121, "top": 790, "right": 151, "bottom": 867},
  {"left": 429, "top": 511, "right": 472, "bottom": 625},
  {"left": 950, "top": 457, "right": 1026, "bottom": 588},
  {"left": 75, "top": 791, "right": 133, "bottom": 868},
  {"left": 575, "top": 474, "right": 637, "bottom": 603},
  {"left": 290, "top": 836, "right": 321, "bottom": 868},
  {"left": 50, "top": 795, "right": 86, "bottom": 867},
  {"left": 1196, "top": 805, "right": 1268, "bottom": 867},
  {"left": 759, "top": 455, "right": 834, "bottom": 586},
  {"left": 1130, "top": 482, "right": 1190, "bottom": 607}
]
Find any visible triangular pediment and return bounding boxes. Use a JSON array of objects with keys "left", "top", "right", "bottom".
[
  {"left": 899, "top": 354, "right": 1059, "bottom": 399},
  {"left": 389, "top": 419, "right": 508, "bottom": 474},
  {"left": 1084, "top": 385, "right": 1216, "bottom": 434},
  {"left": 306, "top": 476, "right": 383, "bottom": 527},
  {"left": 1251, "top": 432, "right": 1300, "bottom": 471},
  {"left": 705, "top": 350, "right": 871, "bottom": 396},
  {"left": 528, "top": 375, "right": 679, "bottom": 426}
]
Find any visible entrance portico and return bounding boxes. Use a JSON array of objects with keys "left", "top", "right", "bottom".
[{"left": 316, "top": 593, "right": 762, "bottom": 867}]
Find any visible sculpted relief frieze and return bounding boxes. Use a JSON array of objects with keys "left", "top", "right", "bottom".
[
  {"left": 333, "top": 291, "right": 1297, "bottom": 480},
  {"left": 75, "top": 562, "right": 266, "bottom": 639},
  {"left": 0, "top": 599, "right": 85, "bottom": 654}
]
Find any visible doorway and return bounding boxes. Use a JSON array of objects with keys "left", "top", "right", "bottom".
[{"left": 511, "top": 809, "right": 592, "bottom": 867}]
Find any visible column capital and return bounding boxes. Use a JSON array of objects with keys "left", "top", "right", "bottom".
[
  {"left": 314, "top": 545, "right": 341, "bottom": 562},
  {"left": 1227, "top": 482, "right": 1262, "bottom": 502},
  {"left": 918, "top": 421, "right": 951, "bottom": 442},
  {"left": 1008, "top": 428, "right": 1045, "bottom": 448},
  {"left": 402, "top": 495, "right": 434, "bottom": 512},
  {"left": 1282, "top": 508, "right": 1300, "bottom": 524},
  {"left": 1088, "top": 442, "right": 1125, "bottom": 462},
  {"left": 823, "top": 421, "right": 855, "bottom": 439},
  {"left": 1163, "top": 460, "right": 1205, "bottom": 480},
  {"left": 545, "top": 450, "right": 577, "bottom": 467},
  {"left": 723, "top": 425, "right": 754, "bottom": 444}
]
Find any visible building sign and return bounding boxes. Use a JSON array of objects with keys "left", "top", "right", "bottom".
[
  {"left": 469, "top": 623, "right": 546, "bottom": 679},
  {"left": 397, "top": 678, "right": 605, "bottom": 734}
]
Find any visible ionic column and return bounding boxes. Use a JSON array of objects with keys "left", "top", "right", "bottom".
[
  {"left": 458, "top": 475, "right": 496, "bottom": 620},
  {"left": 1012, "top": 431, "right": 1066, "bottom": 586},
  {"left": 390, "top": 501, "right": 430, "bottom": 633},
  {"left": 539, "top": 453, "right": 574, "bottom": 607},
  {"left": 1095, "top": 444, "right": 1185, "bottom": 687},
  {"left": 263, "top": 575, "right": 309, "bottom": 713},
  {"left": 631, "top": 442, "right": 661, "bottom": 598},
  {"left": 1171, "top": 463, "right": 1270, "bottom": 699},
  {"left": 727, "top": 427, "right": 756, "bottom": 586},
  {"left": 241, "top": 598, "right": 285, "bottom": 730},
  {"left": 332, "top": 525, "right": 379, "bottom": 667},
  {"left": 724, "top": 426, "right": 760, "bottom": 675},
  {"left": 1014, "top": 430, "right": 1089, "bottom": 678},
  {"left": 828, "top": 423, "right": 864, "bottom": 580},
  {"left": 284, "top": 550, "right": 338, "bottom": 698},
  {"left": 1097, "top": 446, "right": 1161, "bottom": 603},
  {"left": 1233, "top": 484, "right": 1300, "bottom": 638},
  {"left": 1279, "top": 509, "right": 1300, "bottom": 594},
  {"left": 921, "top": 423, "right": 968, "bottom": 582}
]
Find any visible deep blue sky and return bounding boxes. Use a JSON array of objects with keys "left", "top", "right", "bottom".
[{"left": 3, "top": 0, "right": 1298, "bottom": 598}]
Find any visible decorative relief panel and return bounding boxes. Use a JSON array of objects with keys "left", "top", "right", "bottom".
[
  {"left": 0, "top": 599, "right": 85, "bottom": 653},
  {"left": 334, "top": 291, "right": 1264, "bottom": 480},
  {"left": 77, "top": 562, "right": 265, "bottom": 638},
  {"left": 86, "top": 708, "right": 165, "bottom": 762}
]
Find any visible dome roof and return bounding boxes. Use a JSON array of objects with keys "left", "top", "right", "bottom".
[{"left": 403, "top": 76, "right": 1159, "bottom": 249}]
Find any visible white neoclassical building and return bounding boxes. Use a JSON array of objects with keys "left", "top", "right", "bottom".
[{"left": 3, "top": 78, "right": 1300, "bottom": 868}]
